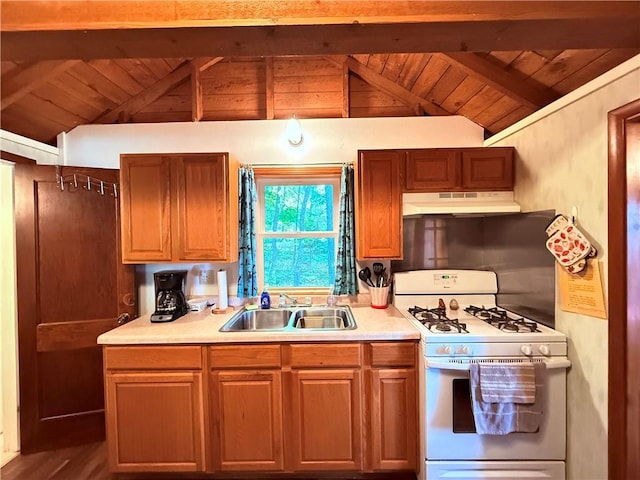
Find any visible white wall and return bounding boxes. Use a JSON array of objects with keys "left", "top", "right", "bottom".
[
  {"left": 486, "top": 54, "right": 640, "bottom": 480},
  {"left": 0, "top": 160, "right": 19, "bottom": 465},
  {"left": 62, "top": 116, "right": 484, "bottom": 314}
]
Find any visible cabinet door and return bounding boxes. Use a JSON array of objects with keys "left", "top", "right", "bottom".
[
  {"left": 405, "top": 149, "right": 459, "bottom": 191},
  {"left": 210, "top": 370, "right": 284, "bottom": 472},
  {"left": 105, "top": 371, "right": 204, "bottom": 472},
  {"left": 369, "top": 368, "right": 417, "bottom": 471},
  {"left": 288, "top": 369, "right": 362, "bottom": 471},
  {"left": 120, "top": 155, "right": 172, "bottom": 263},
  {"left": 175, "top": 153, "right": 234, "bottom": 261},
  {"left": 461, "top": 147, "right": 514, "bottom": 190},
  {"left": 356, "top": 150, "right": 403, "bottom": 259}
]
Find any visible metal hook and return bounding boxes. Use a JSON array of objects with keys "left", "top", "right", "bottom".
[
  {"left": 113, "top": 184, "right": 118, "bottom": 198},
  {"left": 73, "top": 174, "right": 78, "bottom": 188},
  {"left": 86, "top": 176, "right": 91, "bottom": 191},
  {"left": 100, "top": 180, "right": 105, "bottom": 195}
]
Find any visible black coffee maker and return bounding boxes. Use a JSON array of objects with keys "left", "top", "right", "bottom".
[{"left": 150, "top": 270, "right": 188, "bottom": 323}]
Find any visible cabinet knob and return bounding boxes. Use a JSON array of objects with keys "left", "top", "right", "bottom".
[{"left": 117, "top": 313, "right": 131, "bottom": 325}]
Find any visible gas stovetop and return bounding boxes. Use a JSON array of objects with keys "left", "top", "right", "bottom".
[{"left": 392, "top": 270, "right": 567, "bottom": 355}]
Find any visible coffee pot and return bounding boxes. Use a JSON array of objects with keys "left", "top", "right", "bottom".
[{"left": 150, "top": 270, "right": 188, "bottom": 323}]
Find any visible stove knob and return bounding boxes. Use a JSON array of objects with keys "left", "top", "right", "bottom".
[
  {"left": 457, "top": 345, "right": 471, "bottom": 355},
  {"left": 539, "top": 344, "right": 551, "bottom": 356},
  {"left": 520, "top": 344, "right": 533, "bottom": 356},
  {"left": 441, "top": 345, "right": 452, "bottom": 355}
]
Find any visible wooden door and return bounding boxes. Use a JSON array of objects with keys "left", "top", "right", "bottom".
[
  {"left": 120, "top": 154, "right": 172, "bottom": 263},
  {"left": 105, "top": 371, "right": 204, "bottom": 472},
  {"left": 175, "top": 153, "right": 230, "bottom": 261},
  {"left": 405, "top": 149, "right": 459, "bottom": 191},
  {"left": 14, "top": 163, "right": 136, "bottom": 453},
  {"left": 356, "top": 150, "right": 403, "bottom": 259},
  {"left": 608, "top": 99, "right": 640, "bottom": 479},
  {"left": 211, "top": 370, "right": 284, "bottom": 472},
  {"left": 369, "top": 369, "right": 417, "bottom": 471},
  {"left": 461, "top": 147, "right": 514, "bottom": 190},
  {"left": 288, "top": 369, "right": 362, "bottom": 471}
]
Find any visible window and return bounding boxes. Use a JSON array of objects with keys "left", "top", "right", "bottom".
[{"left": 255, "top": 168, "right": 341, "bottom": 292}]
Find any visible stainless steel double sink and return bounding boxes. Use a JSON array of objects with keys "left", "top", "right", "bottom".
[{"left": 219, "top": 306, "right": 357, "bottom": 332}]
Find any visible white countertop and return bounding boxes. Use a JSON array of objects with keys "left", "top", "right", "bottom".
[{"left": 97, "top": 305, "right": 421, "bottom": 345}]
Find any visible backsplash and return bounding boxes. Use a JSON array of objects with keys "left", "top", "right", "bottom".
[{"left": 392, "top": 210, "right": 556, "bottom": 327}]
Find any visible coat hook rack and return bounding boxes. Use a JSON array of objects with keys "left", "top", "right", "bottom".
[{"left": 56, "top": 165, "right": 119, "bottom": 198}]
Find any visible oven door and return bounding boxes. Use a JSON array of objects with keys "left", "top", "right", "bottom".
[{"left": 425, "top": 357, "right": 568, "bottom": 461}]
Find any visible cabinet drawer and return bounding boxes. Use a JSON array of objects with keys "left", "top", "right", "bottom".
[
  {"left": 104, "top": 346, "right": 202, "bottom": 370},
  {"left": 369, "top": 342, "right": 416, "bottom": 367},
  {"left": 209, "top": 345, "right": 282, "bottom": 369},
  {"left": 288, "top": 343, "right": 362, "bottom": 368}
]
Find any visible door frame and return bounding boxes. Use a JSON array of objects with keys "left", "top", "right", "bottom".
[
  {"left": 607, "top": 97, "right": 640, "bottom": 479},
  {"left": 0, "top": 159, "right": 20, "bottom": 464}
]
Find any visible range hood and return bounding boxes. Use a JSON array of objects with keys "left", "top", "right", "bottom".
[{"left": 402, "top": 191, "right": 521, "bottom": 215}]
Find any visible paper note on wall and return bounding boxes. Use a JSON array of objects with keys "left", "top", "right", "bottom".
[{"left": 558, "top": 261, "right": 607, "bottom": 319}]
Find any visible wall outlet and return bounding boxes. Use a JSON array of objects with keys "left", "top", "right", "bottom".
[{"left": 199, "top": 269, "right": 214, "bottom": 284}]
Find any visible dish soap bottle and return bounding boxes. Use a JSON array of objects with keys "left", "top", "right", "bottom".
[{"left": 260, "top": 286, "right": 271, "bottom": 310}]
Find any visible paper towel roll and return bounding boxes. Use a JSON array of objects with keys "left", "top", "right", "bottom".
[{"left": 217, "top": 269, "right": 229, "bottom": 309}]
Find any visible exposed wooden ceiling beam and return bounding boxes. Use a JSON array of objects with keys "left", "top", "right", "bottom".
[
  {"left": 1, "top": 60, "right": 79, "bottom": 110},
  {"left": 328, "top": 56, "right": 450, "bottom": 117},
  {"left": 192, "top": 57, "right": 224, "bottom": 73},
  {"left": 441, "top": 52, "right": 559, "bottom": 109},
  {"left": 2, "top": 2, "right": 638, "bottom": 61},
  {"left": 191, "top": 57, "right": 224, "bottom": 121},
  {"left": 94, "top": 61, "right": 193, "bottom": 124},
  {"left": 3, "top": 1, "right": 638, "bottom": 30}
]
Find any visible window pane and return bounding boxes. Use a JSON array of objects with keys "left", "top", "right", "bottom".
[
  {"left": 263, "top": 237, "right": 336, "bottom": 287},
  {"left": 264, "top": 184, "right": 333, "bottom": 232}
]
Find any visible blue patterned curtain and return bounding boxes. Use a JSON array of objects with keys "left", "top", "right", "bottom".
[
  {"left": 334, "top": 165, "right": 358, "bottom": 295},
  {"left": 237, "top": 166, "right": 257, "bottom": 298}
]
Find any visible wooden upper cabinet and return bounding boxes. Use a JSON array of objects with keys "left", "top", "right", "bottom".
[
  {"left": 120, "top": 153, "right": 238, "bottom": 263},
  {"left": 461, "top": 147, "right": 514, "bottom": 190},
  {"left": 356, "top": 150, "right": 403, "bottom": 260},
  {"left": 120, "top": 155, "right": 172, "bottom": 262},
  {"left": 404, "top": 147, "right": 515, "bottom": 192},
  {"left": 405, "top": 149, "right": 458, "bottom": 191}
]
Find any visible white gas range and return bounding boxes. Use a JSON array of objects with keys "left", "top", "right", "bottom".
[{"left": 393, "top": 269, "right": 570, "bottom": 480}]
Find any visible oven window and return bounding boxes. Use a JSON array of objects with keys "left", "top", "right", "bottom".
[{"left": 452, "top": 379, "right": 476, "bottom": 433}]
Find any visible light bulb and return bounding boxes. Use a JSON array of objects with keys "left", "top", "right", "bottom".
[{"left": 286, "top": 115, "right": 303, "bottom": 146}]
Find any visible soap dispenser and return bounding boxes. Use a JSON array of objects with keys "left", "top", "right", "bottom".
[{"left": 260, "top": 286, "right": 271, "bottom": 309}]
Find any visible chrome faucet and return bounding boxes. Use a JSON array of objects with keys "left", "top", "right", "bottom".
[
  {"left": 278, "top": 293, "right": 312, "bottom": 308},
  {"left": 279, "top": 292, "right": 298, "bottom": 307}
]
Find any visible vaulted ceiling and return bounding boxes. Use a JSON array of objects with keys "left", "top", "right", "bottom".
[{"left": 2, "top": 1, "right": 639, "bottom": 146}]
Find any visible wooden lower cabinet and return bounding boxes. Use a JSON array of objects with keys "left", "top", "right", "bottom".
[
  {"left": 288, "top": 368, "right": 362, "bottom": 471},
  {"left": 104, "top": 342, "right": 418, "bottom": 476},
  {"left": 369, "top": 368, "right": 417, "bottom": 470},
  {"left": 210, "top": 370, "right": 284, "bottom": 471},
  {"left": 104, "top": 370, "right": 205, "bottom": 472},
  {"left": 104, "top": 346, "right": 205, "bottom": 472},
  {"left": 367, "top": 341, "right": 418, "bottom": 471}
]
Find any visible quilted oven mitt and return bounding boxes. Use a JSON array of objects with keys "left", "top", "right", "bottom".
[{"left": 545, "top": 214, "right": 597, "bottom": 274}]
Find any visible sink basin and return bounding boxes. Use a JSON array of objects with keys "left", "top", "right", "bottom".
[
  {"left": 219, "top": 309, "right": 294, "bottom": 331},
  {"left": 292, "top": 308, "right": 356, "bottom": 330},
  {"left": 219, "top": 306, "right": 356, "bottom": 332}
]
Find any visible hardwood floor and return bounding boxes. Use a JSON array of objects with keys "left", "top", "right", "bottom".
[{"left": 0, "top": 442, "right": 416, "bottom": 480}]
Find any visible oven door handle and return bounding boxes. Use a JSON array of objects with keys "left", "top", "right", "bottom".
[{"left": 425, "top": 358, "right": 571, "bottom": 371}]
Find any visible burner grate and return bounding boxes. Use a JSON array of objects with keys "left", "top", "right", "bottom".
[
  {"left": 464, "top": 305, "right": 539, "bottom": 333},
  {"left": 408, "top": 306, "right": 468, "bottom": 333}
]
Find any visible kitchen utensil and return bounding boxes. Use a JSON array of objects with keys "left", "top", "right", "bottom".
[
  {"left": 373, "top": 262, "right": 384, "bottom": 286},
  {"left": 358, "top": 268, "right": 375, "bottom": 287}
]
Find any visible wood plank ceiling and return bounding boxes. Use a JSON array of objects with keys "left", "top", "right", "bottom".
[{"left": 1, "top": 1, "right": 639, "bottom": 145}]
